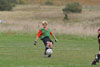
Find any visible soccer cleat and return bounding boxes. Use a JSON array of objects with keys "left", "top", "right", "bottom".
[
  {"left": 91, "top": 54, "right": 100, "bottom": 65},
  {"left": 48, "top": 54, "right": 51, "bottom": 58},
  {"left": 91, "top": 60, "right": 96, "bottom": 65},
  {"left": 91, "top": 54, "right": 99, "bottom": 65}
]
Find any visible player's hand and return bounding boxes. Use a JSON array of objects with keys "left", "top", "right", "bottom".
[
  {"left": 34, "top": 41, "right": 37, "bottom": 45},
  {"left": 55, "top": 39, "right": 58, "bottom": 42}
]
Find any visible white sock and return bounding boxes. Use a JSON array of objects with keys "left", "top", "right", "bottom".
[{"left": 96, "top": 55, "right": 98, "bottom": 59}]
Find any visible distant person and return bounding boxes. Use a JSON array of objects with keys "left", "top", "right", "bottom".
[
  {"left": 34, "top": 21, "right": 57, "bottom": 57},
  {"left": 91, "top": 28, "right": 100, "bottom": 65}
]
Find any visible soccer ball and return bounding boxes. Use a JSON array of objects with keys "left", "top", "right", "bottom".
[{"left": 46, "top": 49, "right": 53, "bottom": 55}]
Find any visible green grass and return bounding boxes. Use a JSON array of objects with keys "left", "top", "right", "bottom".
[{"left": 0, "top": 34, "right": 99, "bottom": 67}]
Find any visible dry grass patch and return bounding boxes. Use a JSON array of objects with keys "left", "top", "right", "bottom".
[{"left": 0, "top": 5, "right": 100, "bottom": 36}]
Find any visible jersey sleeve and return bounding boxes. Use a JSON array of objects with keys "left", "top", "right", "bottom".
[
  {"left": 37, "top": 30, "right": 42, "bottom": 38},
  {"left": 50, "top": 32, "right": 53, "bottom": 36}
]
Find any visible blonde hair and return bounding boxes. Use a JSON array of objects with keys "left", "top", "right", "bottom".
[{"left": 42, "top": 21, "right": 48, "bottom": 25}]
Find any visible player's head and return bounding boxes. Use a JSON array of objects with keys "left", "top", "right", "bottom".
[{"left": 42, "top": 21, "right": 48, "bottom": 28}]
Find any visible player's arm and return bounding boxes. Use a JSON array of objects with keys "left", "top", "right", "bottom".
[
  {"left": 35, "top": 36, "right": 39, "bottom": 42},
  {"left": 50, "top": 32, "right": 58, "bottom": 42},
  {"left": 34, "top": 30, "right": 42, "bottom": 45}
]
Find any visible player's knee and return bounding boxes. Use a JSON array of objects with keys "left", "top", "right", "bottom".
[
  {"left": 49, "top": 42, "right": 53, "bottom": 48},
  {"left": 47, "top": 42, "right": 53, "bottom": 48},
  {"left": 49, "top": 41, "right": 53, "bottom": 44}
]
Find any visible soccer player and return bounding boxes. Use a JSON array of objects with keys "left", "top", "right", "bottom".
[
  {"left": 91, "top": 28, "right": 100, "bottom": 65},
  {"left": 34, "top": 21, "right": 57, "bottom": 57}
]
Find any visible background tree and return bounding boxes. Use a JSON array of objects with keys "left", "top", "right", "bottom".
[
  {"left": 0, "top": 0, "right": 16, "bottom": 11},
  {"left": 62, "top": 2, "right": 82, "bottom": 20}
]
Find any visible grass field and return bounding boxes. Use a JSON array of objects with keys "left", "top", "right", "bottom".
[{"left": 0, "top": 34, "right": 99, "bottom": 67}]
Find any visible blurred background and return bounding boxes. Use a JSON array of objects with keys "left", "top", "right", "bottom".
[{"left": 0, "top": 0, "right": 100, "bottom": 36}]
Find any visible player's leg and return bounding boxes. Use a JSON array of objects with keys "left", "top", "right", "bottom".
[
  {"left": 44, "top": 41, "right": 53, "bottom": 56},
  {"left": 47, "top": 42, "right": 53, "bottom": 57},
  {"left": 44, "top": 41, "right": 52, "bottom": 56},
  {"left": 42, "top": 37, "right": 53, "bottom": 57},
  {"left": 98, "top": 39, "right": 100, "bottom": 60},
  {"left": 44, "top": 42, "right": 52, "bottom": 57},
  {"left": 42, "top": 38, "right": 49, "bottom": 56},
  {"left": 91, "top": 59, "right": 96, "bottom": 65},
  {"left": 91, "top": 59, "right": 97, "bottom": 65},
  {"left": 47, "top": 42, "right": 53, "bottom": 49},
  {"left": 44, "top": 44, "right": 49, "bottom": 56},
  {"left": 92, "top": 40, "right": 100, "bottom": 65},
  {"left": 98, "top": 39, "right": 100, "bottom": 53},
  {"left": 91, "top": 54, "right": 99, "bottom": 65}
]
